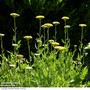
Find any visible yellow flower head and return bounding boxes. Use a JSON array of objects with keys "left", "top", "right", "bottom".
[
  {"left": 17, "top": 54, "right": 24, "bottom": 59},
  {"left": 10, "top": 13, "right": 20, "bottom": 18},
  {"left": 61, "top": 16, "right": 69, "bottom": 21},
  {"left": 36, "top": 15, "right": 45, "bottom": 19},
  {"left": 12, "top": 44, "right": 18, "bottom": 47},
  {"left": 51, "top": 42, "right": 60, "bottom": 46},
  {"left": 64, "top": 25, "right": 71, "bottom": 28},
  {"left": 41, "top": 25, "right": 47, "bottom": 28},
  {"left": 25, "top": 66, "right": 33, "bottom": 70},
  {"left": 52, "top": 21, "right": 60, "bottom": 25},
  {"left": 9, "top": 64, "right": 15, "bottom": 67},
  {"left": 44, "top": 23, "right": 53, "bottom": 28},
  {"left": 24, "top": 36, "right": 32, "bottom": 40},
  {"left": 79, "top": 24, "right": 87, "bottom": 27},
  {"left": 54, "top": 46, "right": 66, "bottom": 50},
  {"left": 0, "top": 33, "right": 5, "bottom": 37}
]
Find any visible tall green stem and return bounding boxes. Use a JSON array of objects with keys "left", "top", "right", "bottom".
[
  {"left": 27, "top": 39, "right": 31, "bottom": 66},
  {"left": 14, "top": 17, "right": 16, "bottom": 44},
  {"left": 44, "top": 28, "right": 45, "bottom": 46},
  {"left": 39, "top": 19, "right": 41, "bottom": 38},
  {"left": 81, "top": 27, "right": 83, "bottom": 49},
  {"left": 64, "top": 27, "right": 66, "bottom": 45},
  {"left": 64, "top": 20, "right": 66, "bottom": 42},
  {"left": 44, "top": 28, "right": 46, "bottom": 55},
  {"left": 55, "top": 24, "right": 57, "bottom": 41},
  {"left": 80, "top": 27, "right": 83, "bottom": 60},
  {"left": 66, "top": 28, "right": 69, "bottom": 46},
  {"left": 1, "top": 36, "right": 3, "bottom": 57},
  {"left": 14, "top": 46, "right": 16, "bottom": 55},
  {"left": 59, "top": 50, "right": 62, "bottom": 83},
  {"left": 47, "top": 27, "right": 49, "bottom": 53},
  {"left": 64, "top": 20, "right": 66, "bottom": 26},
  {"left": 67, "top": 28, "right": 69, "bottom": 40},
  {"left": 59, "top": 51, "right": 61, "bottom": 62}
]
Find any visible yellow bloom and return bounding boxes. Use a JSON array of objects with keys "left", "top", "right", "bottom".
[
  {"left": 61, "top": 16, "right": 69, "bottom": 20},
  {"left": 23, "top": 36, "right": 32, "bottom": 40},
  {"left": 36, "top": 15, "right": 45, "bottom": 19},
  {"left": 44, "top": 23, "right": 53, "bottom": 27},
  {"left": 12, "top": 44, "right": 18, "bottom": 47},
  {"left": 51, "top": 42, "right": 60, "bottom": 46},
  {"left": 79, "top": 24, "right": 87, "bottom": 27},
  {"left": 52, "top": 21, "right": 60, "bottom": 25},
  {"left": 54, "top": 46, "right": 66, "bottom": 50},
  {"left": 64, "top": 25, "right": 71, "bottom": 28},
  {"left": 0, "top": 33, "right": 5, "bottom": 37},
  {"left": 10, "top": 13, "right": 20, "bottom": 18}
]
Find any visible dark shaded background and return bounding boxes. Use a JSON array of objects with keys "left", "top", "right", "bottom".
[{"left": 0, "top": 0, "right": 90, "bottom": 59}]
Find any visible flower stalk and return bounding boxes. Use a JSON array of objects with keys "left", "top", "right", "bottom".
[
  {"left": 44, "top": 23, "right": 53, "bottom": 53},
  {"left": 27, "top": 39, "right": 31, "bottom": 65},
  {"left": 79, "top": 24, "right": 87, "bottom": 60},
  {"left": 39, "top": 19, "right": 41, "bottom": 37},
  {"left": 61, "top": 16, "right": 69, "bottom": 42},
  {"left": 53, "top": 21, "right": 60, "bottom": 41},
  {"left": 64, "top": 25, "right": 71, "bottom": 46},
  {"left": 0, "top": 34, "right": 5, "bottom": 58},
  {"left": 10, "top": 13, "right": 20, "bottom": 44},
  {"left": 14, "top": 17, "right": 16, "bottom": 44},
  {"left": 24, "top": 36, "right": 32, "bottom": 66},
  {"left": 36, "top": 15, "right": 45, "bottom": 38}
]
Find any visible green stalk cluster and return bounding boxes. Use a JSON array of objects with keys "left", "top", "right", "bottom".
[{"left": 0, "top": 13, "right": 88, "bottom": 87}]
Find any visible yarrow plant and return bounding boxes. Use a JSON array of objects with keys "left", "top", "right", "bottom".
[
  {"left": 41, "top": 25, "right": 47, "bottom": 46},
  {"left": 44, "top": 23, "right": 53, "bottom": 53},
  {"left": 0, "top": 12, "right": 90, "bottom": 87},
  {"left": 24, "top": 36, "right": 32, "bottom": 66},
  {"left": 52, "top": 21, "right": 60, "bottom": 41},
  {"left": 61, "top": 16, "right": 69, "bottom": 42},
  {"left": 79, "top": 24, "right": 87, "bottom": 60},
  {"left": 36, "top": 15, "right": 45, "bottom": 38},
  {"left": 10, "top": 13, "right": 20, "bottom": 44}
]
